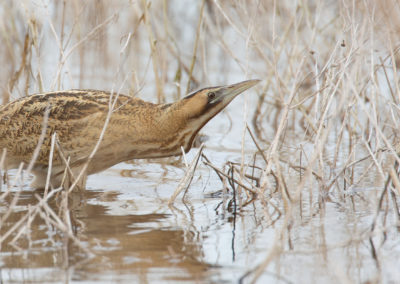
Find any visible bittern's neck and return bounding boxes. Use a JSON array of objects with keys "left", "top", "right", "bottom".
[
  {"left": 154, "top": 100, "right": 209, "bottom": 154},
  {"left": 121, "top": 95, "right": 220, "bottom": 159}
]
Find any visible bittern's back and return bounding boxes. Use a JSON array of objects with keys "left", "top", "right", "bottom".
[{"left": 0, "top": 90, "right": 162, "bottom": 171}]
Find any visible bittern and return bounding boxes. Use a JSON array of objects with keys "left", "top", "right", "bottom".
[{"left": 0, "top": 80, "right": 259, "bottom": 189}]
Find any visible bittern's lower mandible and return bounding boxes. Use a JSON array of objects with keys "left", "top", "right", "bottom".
[{"left": 0, "top": 80, "right": 259, "bottom": 189}]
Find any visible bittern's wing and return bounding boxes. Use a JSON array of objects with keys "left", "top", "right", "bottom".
[{"left": 0, "top": 90, "right": 128, "bottom": 167}]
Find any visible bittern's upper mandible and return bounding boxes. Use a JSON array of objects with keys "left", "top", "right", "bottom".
[{"left": 0, "top": 79, "right": 260, "bottom": 189}]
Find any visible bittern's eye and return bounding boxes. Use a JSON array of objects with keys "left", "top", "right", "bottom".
[{"left": 208, "top": 92, "right": 216, "bottom": 100}]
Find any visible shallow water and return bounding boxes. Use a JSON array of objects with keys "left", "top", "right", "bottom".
[{"left": 1, "top": 146, "right": 400, "bottom": 283}]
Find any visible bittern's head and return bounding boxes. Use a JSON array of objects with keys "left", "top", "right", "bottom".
[
  {"left": 172, "top": 79, "right": 260, "bottom": 151},
  {"left": 181, "top": 79, "right": 260, "bottom": 123}
]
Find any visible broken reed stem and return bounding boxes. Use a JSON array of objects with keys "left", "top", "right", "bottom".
[
  {"left": 388, "top": 167, "right": 400, "bottom": 195},
  {"left": 168, "top": 143, "right": 204, "bottom": 205},
  {"left": 35, "top": 193, "right": 93, "bottom": 256},
  {"left": 25, "top": 107, "right": 50, "bottom": 175},
  {"left": 53, "top": 140, "right": 77, "bottom": 188},
  {"left": 246, "top": 124, "right": 268, "bottom": 163},
  {"left": 0, "top": 149, "right": 6, "bottom": 191},
  {"left": 325, "top": 149, "right": 386, "bottom": 191},
  {"left": 3, "top": 187, "right": 92, "bottom": 257},
  {"left": 0, "top": 186, "right": 22, "bottom": 235},
  {"left": 180, "top": 146, "right": 189, "bottom": 167},
  {"left": 0, "top": 187, "right": 62, "bottom": 246},
  {"left": 202, "top": 158, "right": 258, "bottom": 195},
  {"left": 44, "top": 132, "right": 57, "bottom": 196},
  {"left": 201, "top": 153, "right": 228, "bottom": 190}
]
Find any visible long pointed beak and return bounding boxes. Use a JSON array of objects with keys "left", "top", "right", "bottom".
[{"left": 212, "top": 79, "right": 260, "bottom": 104}]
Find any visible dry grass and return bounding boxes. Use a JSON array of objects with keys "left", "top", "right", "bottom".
[{"left": 1, "top": 0, "right": 400, "bottom": 282}]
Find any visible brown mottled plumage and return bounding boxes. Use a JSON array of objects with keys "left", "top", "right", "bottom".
[{"left": 0, "top": 80, "right": 259, "bottom": 189}]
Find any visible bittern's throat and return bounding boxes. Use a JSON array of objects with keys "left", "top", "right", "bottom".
[{"left": 0, "top": 79, "right": 260, "bottom": 189}]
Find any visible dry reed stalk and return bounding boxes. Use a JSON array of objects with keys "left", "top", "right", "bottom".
[
  {"left": 202, "top": 159, "right": 257, "bottom": 196},
  {"left": 44, "top": 132, "right": 57, "bottom": 196},
  {"left": 201, "top": 153, "right": 229, "bottom": 193},
  {"left": 0, "top": 149, "right": 6, "bottom": 191},
  {"left": 7, "top": 33, "right": 31, "bottom": 99},
  {"left": 3, "top": 185, "right": 92, "bottom": 257},
  {"left": 52, "top": 13, "right": 118, "bottom": 90},
  {"left": 259, "top": 55, "right": 306, "bottom": 196},
  {"left": 0, "top": 187, "right": 22, "bottom": 240},
  {"left": 141, "top": 0, "right": 164, "bottom": 103},
  {"left": 0, "top": 186, "right": 61, "bottom": 246},
  {"left": 37, "top": 197, "right": 92, "bottom": 256},
  {"left": 230, "top": 164, "right": 254, "bottom": 201},
  {"left": 246, "top": 124, "right": 268, "bottom": 164},
  {"left": 238, "top": 97, "right": 250, "bottom": 205},
  {"left": 168, "top": 143, "right": 204, "bottom": 205},
  {"left": 388, "top": 167, "right": 400, "bottom": 195},
  {"left": 185, "top": 0, "right": 205, "bottom": 94}
]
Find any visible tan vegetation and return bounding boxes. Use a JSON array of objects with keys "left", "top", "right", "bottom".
[{"left": 1, "top": 0, "right": 400, "bottom": 282}]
